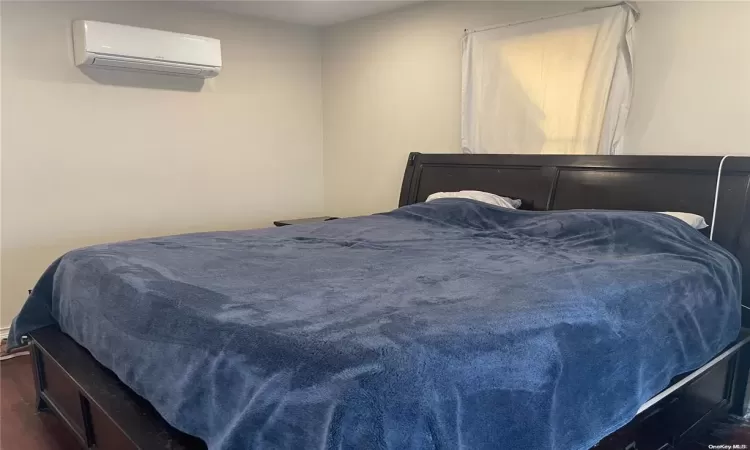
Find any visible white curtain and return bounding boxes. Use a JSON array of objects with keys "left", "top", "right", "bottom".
[{"left": 461, "top": 3, "right": 638, "bottom": 155}]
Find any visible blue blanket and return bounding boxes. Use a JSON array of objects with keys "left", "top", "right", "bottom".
[{"left": 10, "top": 200, "right": 742, "bottom": 450}]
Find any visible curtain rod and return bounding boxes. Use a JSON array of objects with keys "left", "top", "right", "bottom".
[{"left": 464, "top": 1, "right": 639, "bottom": 35}]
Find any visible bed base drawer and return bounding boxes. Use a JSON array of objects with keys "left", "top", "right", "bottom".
[{"left": 593, "top": 342, "right": 746, "bottom": 450}]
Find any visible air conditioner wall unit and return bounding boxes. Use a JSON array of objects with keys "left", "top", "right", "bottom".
[{"left": 72, "top": 20, "right": 222, "bottom": 78}]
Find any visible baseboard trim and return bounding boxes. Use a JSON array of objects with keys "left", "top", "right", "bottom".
[{"left": 0, "top": 327, "right": 9, "bottom": 340}]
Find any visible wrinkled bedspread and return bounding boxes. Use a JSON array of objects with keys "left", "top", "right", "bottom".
[{"left": 10, "top": 199, "right": 742, "bottom": 450}]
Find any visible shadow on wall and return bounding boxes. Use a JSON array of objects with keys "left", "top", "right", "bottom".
[{"left": 79, "top": 67, "right": 205, "bottom": 92}]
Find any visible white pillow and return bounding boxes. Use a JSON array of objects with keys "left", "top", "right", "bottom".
[
  {"left": 425, "top": 190, "right": 521, "bottom": 209},
  {"left": 657, "top": 212, "right": 709, "bottom": 230}
]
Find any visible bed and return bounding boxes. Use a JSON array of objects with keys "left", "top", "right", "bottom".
[{"left": 10, "top": 153, "right": 750, "bottom": 450}]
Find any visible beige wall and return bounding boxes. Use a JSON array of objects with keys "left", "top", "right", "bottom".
[
  {"left": 322, "top": 1, "right": 750, "bottom": 218},
  {"left": 4, "top": 1, "right": 750, "bottom": 327},
  {"left": 1, "top": 2, "right": 324, "bottom": 327},
  {"left": 626, "top": 2, "right": 750, "bottom": 155}
]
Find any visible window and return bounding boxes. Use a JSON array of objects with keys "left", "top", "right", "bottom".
[{"left": 461, "top": 4, "right": 638, "bottom": 155}]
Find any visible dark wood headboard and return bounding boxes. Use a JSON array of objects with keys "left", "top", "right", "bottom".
[{"left": 399, "top": 152, "right": 750, "bottom": 327}]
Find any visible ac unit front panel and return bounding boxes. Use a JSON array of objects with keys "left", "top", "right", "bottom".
[{"left": 75, "top": 20, "right": 222, "bottom": 68}]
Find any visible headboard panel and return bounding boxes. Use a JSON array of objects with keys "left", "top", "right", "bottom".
[
  {"left": 402, "top": 163, "right": 553, "bottom": 210},
  {"left": 399, "top": 153, "right": 750, "bottom": 327}
]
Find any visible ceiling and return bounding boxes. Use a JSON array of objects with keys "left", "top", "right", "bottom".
[{"left": 203, "top": 1, "right": 424, "bottom": 26}]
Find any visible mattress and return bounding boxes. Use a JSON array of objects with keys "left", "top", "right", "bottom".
[{"left": 10, "top": 199, "right": 742, "bottom": 450}]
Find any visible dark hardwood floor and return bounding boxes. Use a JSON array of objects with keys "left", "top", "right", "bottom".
[
  {"left": 1, "top": 353, "right": 748, "bottom": 450},
  {"left": 1, "top": 354, "right": 80, "bottom": 450}
]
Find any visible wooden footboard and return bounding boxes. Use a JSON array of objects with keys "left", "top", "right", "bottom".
[
  {"left": 29, "top": 325, "right": 749, "bottom": 450},
  {"left": 29, "top": 326, "right": 206, "bottom": 450}
]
